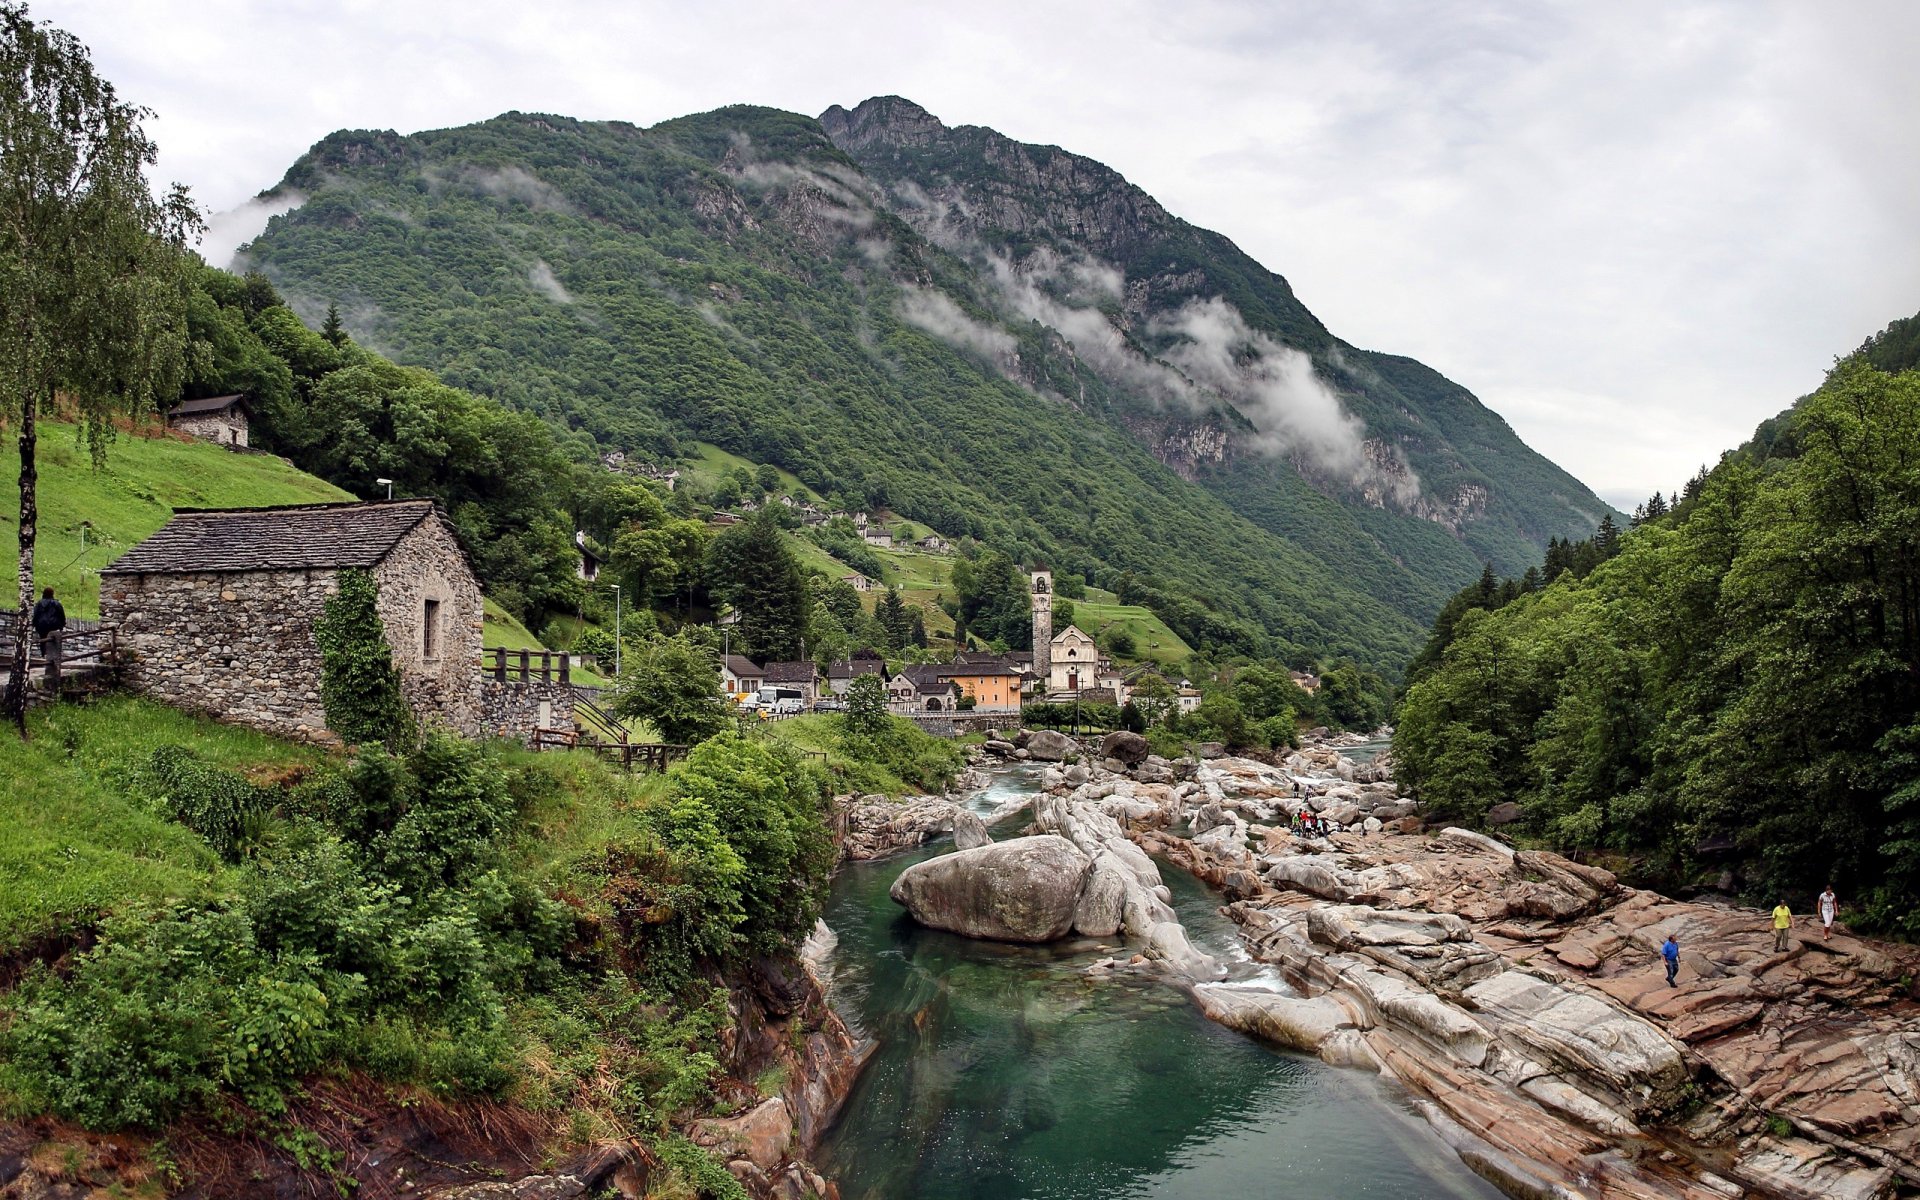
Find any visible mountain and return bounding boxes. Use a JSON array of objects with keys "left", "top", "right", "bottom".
[{"left": 239, "top": 98, "right": 1611, "bottom": 671}]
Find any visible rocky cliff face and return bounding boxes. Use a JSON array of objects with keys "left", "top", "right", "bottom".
[{"left": 822, "top": 94, "right": 1614, "bottom": 572}]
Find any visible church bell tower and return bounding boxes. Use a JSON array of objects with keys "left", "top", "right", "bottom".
[{"left": 1031, "top": 569, "right": 1053, "bottom": 694}]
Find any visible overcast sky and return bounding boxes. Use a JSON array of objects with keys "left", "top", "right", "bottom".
[{"left": 43, "top": 0, "right": 1920, "bottom": 509}]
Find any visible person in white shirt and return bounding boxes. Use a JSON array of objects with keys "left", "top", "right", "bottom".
[{"left": 1818, "top": 886, "right": 1838, "bottom": 941}]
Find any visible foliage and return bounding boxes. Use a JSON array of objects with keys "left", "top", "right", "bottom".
[
  {"left": 706, "top": 511, "right": 809, "bottom": 662},
  {"left": 609, "top": 632, "right": 731, "bottom": 746},
  {"left": 236, "top": 108, "right": 1614, "bottom": 673},
  {"left": 143, "top": 745, "right": 267, "bottom": 861},
  {"left": 844, "top": 672, "right": 888, "bottom": 736},
  {"left": 1398, "top": 358, "right": 1920, "bottom": 932},
  {"left": 951, "top": 547, "right": 1029, "bottom": 648},
  {"left": 311, "top": 569, "right": 416, "bottom": 750},
  {"left": 638, "top": 735, "right": 833, "bottom": 975},
  {"left": 774, "top": 712, "right": 963, "bottom": 796},
  {"left": 0, "top": 5, "right": 200, "bottom": 721}
]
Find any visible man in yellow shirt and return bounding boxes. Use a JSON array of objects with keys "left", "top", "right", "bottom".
[{"left": 1772, "top": 902, "right": 1792, "bottom": 952}]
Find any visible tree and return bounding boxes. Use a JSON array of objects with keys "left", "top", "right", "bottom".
[
  {"left": 320, "top": 302, "right": 346, "bottom": 347},
  {"left": 1132, "top": 671, "right": 1175, "bottom": 725},
  {"left": 609, "top": 633, "right": 730, "bottom": 745},
  {"left": 0, "top": 7, "right": 198, "bottom": 727},
  {"left": 704, "top": 511, "right": 808, "bottom": 661},
  {"left": 877, "top": 587, "right": 910, "bottom": 650},
  {"left": 844, "top": 673, "right": 887, "bottom": 736}
]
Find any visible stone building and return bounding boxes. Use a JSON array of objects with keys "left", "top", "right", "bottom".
[
  {"left": 167, "top": 395, "right": 250, "bottom": 447},
  {"left": 100, "top": 500, "right": 483, "bottom": 742}
]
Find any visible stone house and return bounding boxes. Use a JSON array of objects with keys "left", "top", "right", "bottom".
[
  {"left": 167, "top": 395, "right": 250, "bottom": 447},
  {"left": 100, "top": 500, "right": 483, "bottom": 742},
  {"left": 761, "top": 659, "right": 820, "bottom": 703},
  {"left": 574, "top": 532, "right": 603, "bottom": 583},
  {"left": 917, "top": 535, "right": 951, "bottom": 554},
  {"left": 824, "top": 649, "right": 888, "bottom": 696},
  {"left": 841, "top": 572, "right": 874, "bottom": 593},
  {"left": 862, "top": 526, "right": 893, "bottom": 549},
  {"left": 888, "top": 664, "right": 961, "bottom": 713}
]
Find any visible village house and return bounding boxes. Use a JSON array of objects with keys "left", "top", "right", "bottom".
[
  {"left": 936, "top": 657, "right": 1023, "bottom": 714},
  {"left": 573, "top": 532, "right": 603, "bottom": 583},
  {"left": 1178, "top": 687, "right": 1204, "bottom": 715},
  {"left": 888, "top": 663, "right": 961, "bottom": 713},
  {"left": 862, "top": 525, "right": 893, "bottom": 549},
  {"left": 708, "top": 511, "right": 743, "bottom": 527},
  {"left": 1290, "top": 670, "right": 1322, "bottom": 694},
  {"left": 841, "top": 572, "right": 874, "bottom": 593},
  {"left": 760, "top": 660, "right": 820, "bottom": 703},
  {"left": 824, "top": 648, "right": 888, "bottom": 696},
  {"left": 720, "top": 654, "right": 764, "bottom": 698},
  {"left": 167, "top": 394, "right": 250, "bottom": 447},
  {"left": 100, "top": 500, "right": 483, "bottom": 742},
  {"left": 917, "top": 534, "right": 951, "bottom": 554}
]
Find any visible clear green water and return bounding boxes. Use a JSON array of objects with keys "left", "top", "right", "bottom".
[{"left": 816, "top": 773, "right": 1503, "bottom": 1200}]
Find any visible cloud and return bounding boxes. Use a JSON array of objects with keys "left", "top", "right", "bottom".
[
  {"left": 199, "top": 190, "right": 304, "bottom": 269},
  {"left": 894, "top": 287, "right": 1014, "bottom": 359},
  {"left": 459, "top": 166, "right": 572, "bottom": 213},
  {"left": 1153, "top": 297, "right": 1418, "bottom": 502},
  {"left": 527, "top": 259, "right": 572, "bottom": 303},
  {"left": 63, "top": 0, "right": 1920, "bottom": 507}
]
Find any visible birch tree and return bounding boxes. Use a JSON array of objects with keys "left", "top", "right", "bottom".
[{"left": 0, "top": 4, "right": 198, "bottom": 727}]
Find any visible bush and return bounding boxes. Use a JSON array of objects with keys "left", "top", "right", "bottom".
[{"left": 144, "top": 745, "right": 269, "bottom": 860}]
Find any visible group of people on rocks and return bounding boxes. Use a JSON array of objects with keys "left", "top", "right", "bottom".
[
  {"left": 1659, "top": 884, "right": 1841, "bottom": 988},
  {"left": 1292, "top": 809, "right": 1342, "bottom": 838}
]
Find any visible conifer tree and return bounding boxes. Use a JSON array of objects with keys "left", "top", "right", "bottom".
[{"left": 320, "top": 301, "right": 346, "bottom": 347}]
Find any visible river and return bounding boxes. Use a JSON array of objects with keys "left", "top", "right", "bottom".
[{"left": 815, "top": 768, "right": 1502, "bottom": 1199}]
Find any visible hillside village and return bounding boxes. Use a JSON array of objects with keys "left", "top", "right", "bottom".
[{"left": 21, "top": 407, "right": 1223, "bottom": 752}]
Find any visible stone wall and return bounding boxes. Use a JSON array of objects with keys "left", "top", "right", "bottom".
[
  {"left": 372, "top": 516, "right": 484, "bottom": 737},
  {"left": 169, "top": 411, "right": 248, "bottom": 447},
  {"left": 480, "top": 678, "right": 600, "bottom": 744},
  {"left": 102, "top": 568, "right": 336, "bottom": 740}
]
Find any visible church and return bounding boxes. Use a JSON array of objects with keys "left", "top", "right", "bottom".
[{"left": 1030, "top": 569, "right": 1122, "bottom": 701}]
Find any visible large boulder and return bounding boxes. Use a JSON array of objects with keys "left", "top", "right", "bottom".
[
  {"left": 1025, "top": 729, "right": 1076, "bottom": 761},
  {"left": 1100, "top": 730, "right": 1151, "bottom": 766},
  {"left": 1072, "top": 854, "right": 1132, "bottom": 937},
  {"left": 951, "top": 810, "right": 992, "bottom": 851},
  {"left": 890, "top": 835, "right": 1091, "bottom": 942}
]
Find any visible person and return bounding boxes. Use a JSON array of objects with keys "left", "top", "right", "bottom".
[
  {"left": 30, "top": 586, "right": 65, "bottom": 656},
  {"left": 1772, "top": 901, "right": 1793, "bottom": 953},
  {"left": 1662, "top": 934, "right": 1680, "bottom": 987},
  {"left": 1818, "top": 886, "right": 1838, "bottom": 941}
]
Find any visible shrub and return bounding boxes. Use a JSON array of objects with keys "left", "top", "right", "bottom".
[{"left": 144, "top": 745, "right": 269, "bottom": 860}]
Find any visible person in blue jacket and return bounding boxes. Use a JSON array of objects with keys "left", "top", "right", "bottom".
[{"left": 1661, "top": 934, "right": 1680, "bottom": 987}]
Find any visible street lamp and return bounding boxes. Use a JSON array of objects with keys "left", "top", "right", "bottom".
[
  {"left": 608, "top": 584, "right": 621, "bottom": 677},
  {"left": 375, "top": 477, "right": 393, "bottom": 500}
]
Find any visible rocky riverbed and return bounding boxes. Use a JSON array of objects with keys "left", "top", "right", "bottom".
[{"left": 866, "top": 730, "right": 1920, "bottom": 1200}]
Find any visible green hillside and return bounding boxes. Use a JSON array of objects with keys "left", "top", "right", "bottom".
[
  {"left": 237, "top": 102, "right": 1609, "bottom": 671},
  {"left": 1, "top": 422, "right": 350, "bottom": 618}
]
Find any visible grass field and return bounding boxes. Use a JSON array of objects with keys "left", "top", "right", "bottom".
[
  {"left": 0, "top": 422, "right": 351, "bottom": 618},
  {"left": 0, "top": 696, "right": 323, "bottom": 951},
  {"left": 684, "top": 442, "right": 825, "bottom": 505}
]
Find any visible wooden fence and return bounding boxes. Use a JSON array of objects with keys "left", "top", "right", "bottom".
[
  {"left": 0, "top": 619, "right": 119, "bottom": 694},
  {"left": 483, "top": 646, "right": 579, "bottom": 684}
]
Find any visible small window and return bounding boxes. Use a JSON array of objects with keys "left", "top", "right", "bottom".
[{"left": 423, "top": 598, "right": 441, "bottom": 660}]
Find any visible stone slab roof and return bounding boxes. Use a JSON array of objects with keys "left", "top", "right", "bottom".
[
  {"left": 103, "top": 500, "right": 438, "bottom": 575},
  {"left": 762, "top": 660, "right": 817, "bottom": 685},
  {"left": 169, "top": 394, "right": 247, "bottom": 417},
  {"left": 722, "top": 655, "right": 763, "bottom": 677}
]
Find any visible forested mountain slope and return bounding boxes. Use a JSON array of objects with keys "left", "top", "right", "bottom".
[
  {"left": 1396, "top": 308, "right": 1920, "bottom": 933},
  {"left": 240, "top": 99, "right": 1611, "bottom": 670}
]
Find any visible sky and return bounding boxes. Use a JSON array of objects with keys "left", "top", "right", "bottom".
[{"left": 42, "top": 0, "right": 1920, "bottom": 510}]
